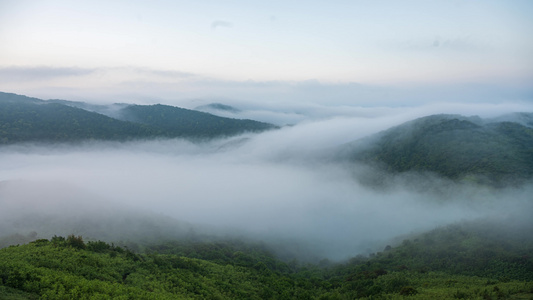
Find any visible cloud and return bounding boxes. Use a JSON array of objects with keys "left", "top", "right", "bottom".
[
  {"left": 0, "top": 66, "right": 195, "bottom": 82},
  {"left": 211, "top": 20, "right": 233, "bottom": 30},
  {"left": 124, "top": 67, "right": 196, "bottom": 79},
  {"left": 191, "top": 92, "right": 533, "bottom": 127},
  {"left": 1, "top": 65, "right": 531, "bottom": 121},
  {"left": 1, "top": 109, "right": 532, "bottom": 260},
  {"left": 384, "top": 35, "right": 490, "bottom": 53},
  {"left": 0, "top": 66, "right": 96, "bottom": 81}
]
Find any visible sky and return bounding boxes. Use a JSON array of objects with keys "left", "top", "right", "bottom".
[{"left": 0, "top": 0, "right": 532, "bottom": 110}]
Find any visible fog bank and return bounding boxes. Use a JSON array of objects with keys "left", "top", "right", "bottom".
[{"left": 1, "top": 116, "right": 532, "bottom": 260}]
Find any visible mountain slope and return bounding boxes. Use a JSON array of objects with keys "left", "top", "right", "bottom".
[
  {"left": 1, "top": 224, "right": 532, "bottom": 300},
  {"left": 340, "top": 114, "right": 533, "bottom": 185},
  {"left": 0, "top": 92, "right": 276, "bottom": 144},
  {"left": 0, "top": 92, "right": 157, "bottom": 144},
  {"left": 117, "top": 104, "right": 275, "bottom": 138},
  {"left": 195, "top": 103, "right": 241, "bottom": 113},
  {"left": 47, "top": 98, "right": 129, "bottom": 119},
  {"left": 0, "top": 238, "right": 306, "bottom": 299},
  {"left": 332, "top": 218, "right": 533, "bottom": 281}
]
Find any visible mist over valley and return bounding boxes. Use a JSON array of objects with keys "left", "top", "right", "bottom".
[{"left": 1, "top": 92, "right": 532, "bottom": 264}]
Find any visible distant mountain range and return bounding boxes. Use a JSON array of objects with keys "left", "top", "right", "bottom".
[
  {"left": 340, "top": 113, "right": 533, "bottom": 185},
  {"left": 0, "top": 92, "right": 276, "bottom": 144},
  {"left": 2, "top": 92, "right": 532, "bottom": 184},
  {"left": 195, "top": 103, "right": 241, "bottom": 113}
]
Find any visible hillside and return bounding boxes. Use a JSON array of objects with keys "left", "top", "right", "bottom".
[
  {"left": 1, "top": 221, "right": 532, "bottom": 300},
  {"left": 0, "top": 92, "right": 276, "bottom": 144},
  {"left": 117, "top": 104, "right": 274, "bottom": 138},
  {"left": 340, "top": 114, "right": 533, "bottom": 185},
  {"left": 195, "top": 103, "right": 241, "bottom": 113},
  {"left": 0, "top": 237, "right": 305, "bottom": 299},
  {"left": 0, "top": 92, "right": 158, "bottom": 144}
]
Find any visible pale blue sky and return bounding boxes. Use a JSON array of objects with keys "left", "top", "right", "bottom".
[{"left": 0, "top": 0, "right": 532, "bottom": 109}]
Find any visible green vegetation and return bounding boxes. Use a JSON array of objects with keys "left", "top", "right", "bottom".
[
  {"left": 0, "top": 93, "right": 157, "bottom": 144},
  {"left": 331, "top": 222, "right": 533, "bottom": 280},
  {"left": 1, "top": 222, "right": 532, "bottom": 299},
  {"left": 344, "top": 114, "right": 533, "bottom": 185},
  {"left": 0, "top": 92, "right": 276, "bottom": 144},
  {"left": 119, "top": 104, "right": 275, "bottom": 139},
  {"left": 0, "top": 236, "right": 319, "bottom": 299}
]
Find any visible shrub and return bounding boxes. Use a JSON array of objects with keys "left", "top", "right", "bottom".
[
  {"left": 66, "top": 235, "right": 86, "bottom": 250},
  {"left": 87, "top": 240, "right": 110, "bottom": 253},
  {"left": 399, "top": 286, "right": 418, "bottom": 296}
]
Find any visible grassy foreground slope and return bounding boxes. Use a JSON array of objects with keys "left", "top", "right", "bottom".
[
  {"left": 1, "top": 227, "right": 532, "bottom": 300},
  {"left": 0, "top": 237, "right": 313, "bottom": 299}
]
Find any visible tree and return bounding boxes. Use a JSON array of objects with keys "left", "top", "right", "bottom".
[{"left": 66, "top": 235, "right": 86, "bottom": 250}]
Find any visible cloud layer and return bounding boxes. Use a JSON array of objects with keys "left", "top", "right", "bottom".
[
  {"left": 1, "top": 113, "right": 532, "bottom": 260},
  {"left": 211, "top": 20, "right": 233, "bottom": 30}
]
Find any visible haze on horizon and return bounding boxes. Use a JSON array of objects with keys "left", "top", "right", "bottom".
[{"left": 0, "top": 0, "right": 532, "bottom": 111}]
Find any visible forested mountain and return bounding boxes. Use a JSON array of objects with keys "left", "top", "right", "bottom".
[
  {"left": 195, "top": 103, "right": 241, "bottom": 113},
  {"left": 0, "top": 92, "right": 276, "bottom": 144},
  {"left": 0, "top": 93, "right": 158, "bottom": 144},
  {"left": 47, "top": 99, "right": 129, "bottom": 119},
  {"left": 340, "top": 114, "right": 533, "bottom": 185},
  {"left": 117, "top": 104, "right": 273, "bottom": 138}
]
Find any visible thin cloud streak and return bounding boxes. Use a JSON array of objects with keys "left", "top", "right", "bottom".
[
  {"left": 0, "top": 66, "right": 97, "bottom": 81},
  {"left": 211, "top": 20, "right": 233, "bottom": 30}
]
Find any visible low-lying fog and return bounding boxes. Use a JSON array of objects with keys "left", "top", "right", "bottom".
[{"left": 1, "top": 109, "right": 532, "bottom": 261}]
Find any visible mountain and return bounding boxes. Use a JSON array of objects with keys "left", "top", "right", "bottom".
[
  {"left": 117, "top": 103, "right": 273, "bottom": 138},
  {"left": 488, "top": 112, "right": 533, "bottom": 128},
  {"left": 340, "top": 114, "right": 533, "bottom": 185},
  {"left": 0, "top": 92, "right": 276, "bottom": 144},
  {"left": 47, "top": 98, "right": 129, "bottom": 119},
  {"left": 195, "top": 102, "right": 241, "bottom": 113},
  {"left": 0, "top": 92, "right": 158, "bottom": 144},
  {"left": 337, "top": 217, "right": 533, "bottom": 281}
]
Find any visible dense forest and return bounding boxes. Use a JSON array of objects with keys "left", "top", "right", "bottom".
[
  {"left": 340, "top": 114, "right": 533, "bottom": 186},
  {"left": 1, "top": 220, "right": 532, "bottom": 299},
  {"left": 117, "top": 104, "right": 274, "bottom": 138},
  {"left": 0, "top": 92, "right": 276, "bottom": 144}
]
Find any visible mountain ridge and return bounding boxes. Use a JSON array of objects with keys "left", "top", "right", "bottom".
[
  {"left": 340, "top": 113, "right": 533, "bottom": 185},
  {"left": 0, "top": 92, "right": 277, "bottom": 144}
]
